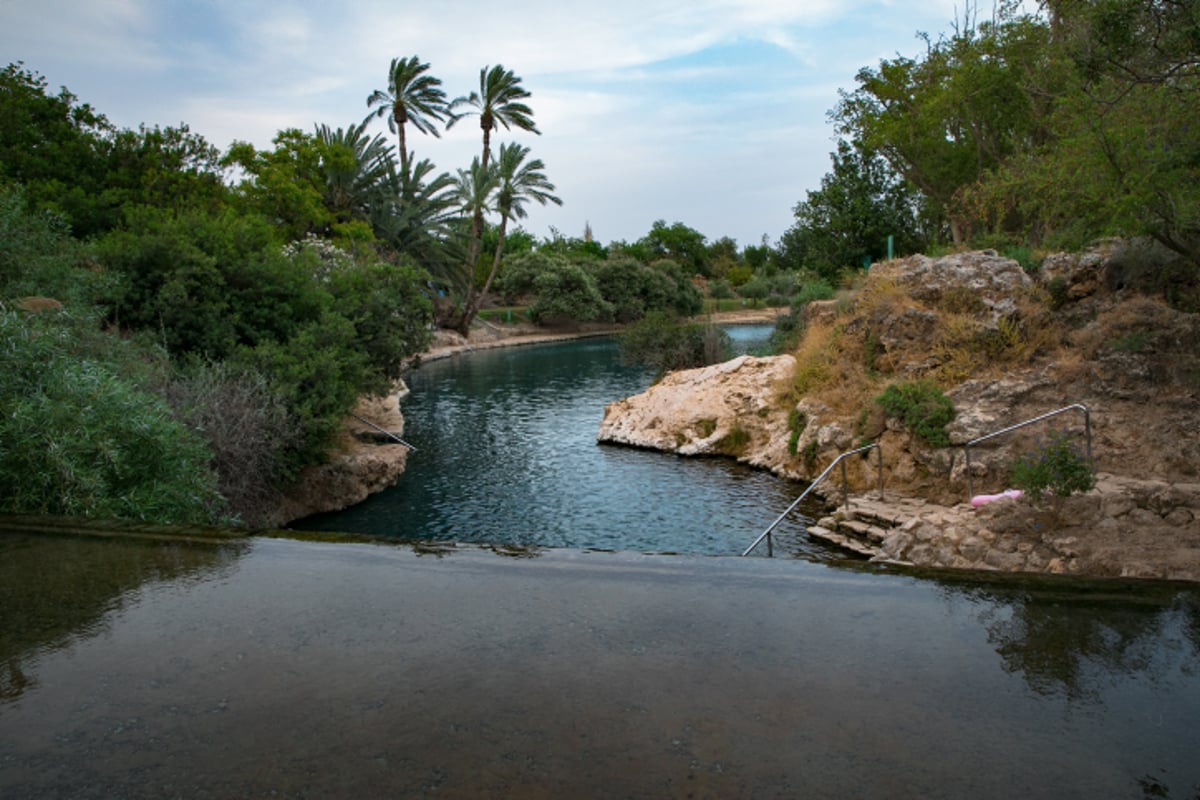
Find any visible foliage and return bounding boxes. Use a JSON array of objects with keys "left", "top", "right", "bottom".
[
  {"left": 737, "top": 276, "right": 771, "bottom": 307},
  {"left": 618, "top": 311, "right": 731, "bottom": 374},
  {"left": 0, "top": 62, "right": 114, "bottom": 236},
  {"left": 874, "top": 380, "right": 956, "bottom": 447},
  {"left": 716, "top": 424, "right": 750, "bottom": 455},
  {"left": 833, "top": 11, "right": 1049, "bottom": 245},
  {"left": 786, "top": 408, "right": 808, "bottom": 456},
  {"left": 455, "top": 142, "right": 562, "bottom": 334},
  {"left": 0, "top": 308, "right": 222, "bottom": 524},
  {"left": 1010, "top": 429, "right": 1096, "bottom": 501},
  {"left": 161, "top": 360, "right": 294, "bottom": 526},
  {"left": 363, "top": 55, "right": 448, "bottom": 176},
  {"left": 0, "top": 185, "right": 110, "bottom": 305},
  {"left": 794, "top": 277, "right": 836, "bottom": 305},
  {"left": 708, "top": 278, "right": 735, "bottom": 299},
  {"left": 639, "top": 220, "right": 711, "bottom": 276},
  {"left": 830, "top": 4, "right": 1200, "bottom": 269},
  {"left": 781, "top": 140, "right": 928, "bottom": 282},
  {"left": 768, "top": 306, "right": 806, "bottom": 354}
]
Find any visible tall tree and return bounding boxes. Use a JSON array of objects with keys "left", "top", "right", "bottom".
[
  {"left": 463, "top": 142, "right": 562, "bottom": 327},
  {"left": 782, "top": 139, "right": 927, "bottom": 281},
  {"left": 447, "top": 64, "right": 540, "bottom": 172},
  {"left": 832, "top": 10, "right": 1050, "bottom": 244},
  {"left": 444, "top": 156, "right": 497, "bottom": 331},
  {"left": 447, "top": 65, "right": 540, "bottom": 296},
  {"left": 364, "top": 56, "right": 448, "bottom": 177}
]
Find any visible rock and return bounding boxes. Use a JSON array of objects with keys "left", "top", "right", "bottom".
[
  {"left": 597, "top": 355, "right": 797, "bottom": 466},
  {"left": 870, "top": 251, "right": 1032, "bottom": 321},
  {"left": 271, "top": 385, "right": 412, "bottom": 526}
]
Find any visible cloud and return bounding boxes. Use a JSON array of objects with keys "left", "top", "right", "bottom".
[{"left": 1, "top": 0, "right": 1001, "bottom": 245}]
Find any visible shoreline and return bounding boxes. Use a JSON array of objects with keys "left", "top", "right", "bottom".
[{"left": 415, "top": 307, "right": 786, "bottom": 363}]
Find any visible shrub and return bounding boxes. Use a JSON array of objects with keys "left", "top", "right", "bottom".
[
  {"left": 786, "top": 408, "right": 807, "bottom": 456},
  {"left": 793, "top": 278, "right": 836, "bottom": 306},
  {"left": 708, "top": 278, "right": 735, "bottom": 299},
  {"left": 619, "top": 311, "right": 731, "bottom": 374},
  {"left": 716, "top": 424, "right": 750, "bottom": 455},
  {"left": 0, "top": 309, "right": 223, "bottom": 524},
  {"left": 1010, "top": 430, "right": 1096, "bottom": 501},
  {"left": 163, "top": 360, "right": 295, "bottom": 526},
  {"left": 874, "top": 381, "right": 956, "bottom": 447}
]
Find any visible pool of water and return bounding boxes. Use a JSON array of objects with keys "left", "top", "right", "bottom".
[
  {"left": 295, "top": 326, "right": 837, "bottom": 559},
  {"left": 2, "top": 528, "right": 1197, "bottom": 798}
]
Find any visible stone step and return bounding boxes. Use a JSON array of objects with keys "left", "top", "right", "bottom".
[
  {"left": 808, "top": 525, "right": 882, "bottom": 558},
  {"left": 834, "top": 517, "right": 892, "bottom": 544}
]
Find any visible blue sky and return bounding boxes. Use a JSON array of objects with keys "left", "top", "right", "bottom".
[{"left": 1, "top": 1, "right": 1019, "bottom": 248}]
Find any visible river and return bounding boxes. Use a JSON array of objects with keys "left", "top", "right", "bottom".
[
  {"left": 3, "top": 327, "right": 1199, "bottom": 797},
  {"left": 294, "top": 325, "right": 837, "bottom": 558}
]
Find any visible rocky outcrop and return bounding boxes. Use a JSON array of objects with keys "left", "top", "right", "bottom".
[
  {"left": 599, "top": 247, "right": 1200, "bottom": 581},
  {"left": 811, "top": 474, "right": 1200, "bottom": 581},
  {"left": 598, "top": 355, "right": 798, "bottom": 472},
  {"left": 271, "top": 385, "right": 412, "bottom": 527}
]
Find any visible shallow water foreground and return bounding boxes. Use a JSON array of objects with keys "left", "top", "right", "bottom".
[{"left": 2, "top": 527, "right": 1199, "bottom": 799}]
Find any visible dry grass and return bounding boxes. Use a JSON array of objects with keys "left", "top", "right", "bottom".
[{"left": 784, "top": 272, "right": 1073, "bottom": 423}]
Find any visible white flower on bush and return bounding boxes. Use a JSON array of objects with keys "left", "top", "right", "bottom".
[{"left": 281, "top": 234, "right": 355, "bottom": 282}]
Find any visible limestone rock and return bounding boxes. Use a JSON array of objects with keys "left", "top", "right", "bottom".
[{"left": 597, "top": 355, "right": 796, "bottom": 466}]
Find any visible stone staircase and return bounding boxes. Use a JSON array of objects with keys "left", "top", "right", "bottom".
[{"left": 806, "top": 495, "right": 938, "bottom": 560}]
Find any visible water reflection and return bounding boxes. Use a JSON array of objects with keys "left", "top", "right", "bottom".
[
  {"left": 933, "top": 572, "right": 1200, "bottom": 702},
  {"left": 2, "top": 531, "right": 1198, "bottom": 799},
  {"left": 0, "top": 523, "right": 246, "bottom": 704}
]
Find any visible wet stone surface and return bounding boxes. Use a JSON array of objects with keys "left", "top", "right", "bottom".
[{"left": 2, "top": 529, "right": 1200, "bottom": 798}]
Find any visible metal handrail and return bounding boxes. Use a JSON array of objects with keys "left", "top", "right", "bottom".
[
  {"left": 351, "top": 414, "right": 417, "bottom": 451},
  {"left": 963, "top": 403, "right": 1091, "bottom": 499},
  {"left": 741, "top": 443, "right": 883, "bottom": 557}
]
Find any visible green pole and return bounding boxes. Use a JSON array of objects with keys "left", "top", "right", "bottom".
[{"left": 887, "top": 234, "right": 894, "bottom": 261}]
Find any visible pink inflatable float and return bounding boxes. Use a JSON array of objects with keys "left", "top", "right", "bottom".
[{"left": 970, "top": 489, "right": 1024, "bottom": 508}]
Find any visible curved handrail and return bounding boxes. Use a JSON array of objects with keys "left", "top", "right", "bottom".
[
  {"left": 962, "top": 403, "right": 1091, "bottom": 499},
  {"left": 742, "top": 443, "right": 882, "bottom": 557}
]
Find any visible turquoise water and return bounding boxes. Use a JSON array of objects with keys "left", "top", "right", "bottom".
[{"left": 295, "top": 326, "right": 837, "bottom": 558}]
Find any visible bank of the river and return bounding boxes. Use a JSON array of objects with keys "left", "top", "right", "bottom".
[
  {"left": 597, "top": 248, "right": 1200, "bottom": 583},
  {"left": 272, "top": 309, "right": 785, "bottom": 526},
  {"left": 420, "top": 306, "right": 785, "bottom": 362}
]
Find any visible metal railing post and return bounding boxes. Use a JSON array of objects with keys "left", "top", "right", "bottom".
[
  {"left": 961, "top": 403, "right": 1092, "bottom": 501},
  {"left": 742, "top": 442, "right": 882, "bottom": 557}
]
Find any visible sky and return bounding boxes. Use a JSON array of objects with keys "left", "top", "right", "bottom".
[{"left": 2, "top": 0, "right": 1001, "bottom": 249}]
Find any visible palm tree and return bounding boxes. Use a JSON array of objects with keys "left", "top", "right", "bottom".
[
  {"left": 472, "top": 142, "right": 561, "bottom": 319},
  {"left": 446, "top": 64, "right": 540, "bottom": 173},
  {"left": 314, "top": 122, "right": 397, "bottom": 224},
  {"left": 364, "top": 56, "right": 448, "bottom": 177},
  {"left": 447, "top": 65, "right": 540, "bottom": 300},
  {"left": 446, "top": 156, "right": 498, "bottom": 333},
  {"left": 372, "top": 157, "right": 461, "bottom": 281}
]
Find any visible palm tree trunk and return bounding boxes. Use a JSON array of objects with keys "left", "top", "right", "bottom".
[{"left": 458, "top": 211, "right": 510, "bottom": 336}]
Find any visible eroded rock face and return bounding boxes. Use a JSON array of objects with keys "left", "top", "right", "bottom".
[
  {"left": 598, "top": 355, "right": 796, "bottom": 469},
  {"left": 870, "top": 250, "right": 1033, "bottom": 320},
  {"left": 270, "top": 385, "right": 411, "bottom": 527}
]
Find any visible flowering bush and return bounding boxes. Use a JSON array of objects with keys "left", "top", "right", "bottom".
[{"left": 1010, "top": 430, "right": 1096, "bottom": 500}]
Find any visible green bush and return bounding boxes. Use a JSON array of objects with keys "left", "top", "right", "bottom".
[
  {"left": 1010, "top": 430, "right": 1096, "bottom": 501},
  {"left": 874, "top": 381, "right": 956, "bottom": 447},
  {"left": 0, "top": 309, "right": 223, "bottom": 524},
  {"left": 618, "top": 311, "right": 731, "bottom": 374},
  {"left": 793, "top": 278, "right": 836, "bottom": 306},
  {"left": 708, "top": 278, "right": 735, "bottom": 299}
]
